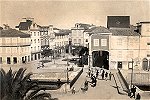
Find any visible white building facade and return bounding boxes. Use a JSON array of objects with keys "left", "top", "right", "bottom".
[
  {"left": 16, "top": 18, "right": 41, "bottom": 61},
  {"left": 0, "top": 27, "right": 31, "bottom": 64}
]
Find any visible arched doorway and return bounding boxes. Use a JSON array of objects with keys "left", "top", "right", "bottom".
[
  {"left": 142, "top": 58, "right": 148, "bottom": 70},
  {"left": 92, "top": 50, "right": 109, "bottom": 70}
]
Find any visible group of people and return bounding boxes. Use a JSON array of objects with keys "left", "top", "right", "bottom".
[
  {"left": 128, "top": 85, "right": 141, "bottom": 100},
  {"left": 88, "top": 68, "right": 112, "bottom": 81},
  {"left": 101, "top": 69, "right": 112, "bottom": 81}
]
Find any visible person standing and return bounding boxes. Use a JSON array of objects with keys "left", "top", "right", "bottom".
[
  {"left": 72, "top": 87, "right": 76, "bottom": 94},
  {"left": 96, "top": 69, "right": 99, "bottom": 78},
  {"left": 130, "top": 85, "right": 136, "bottom": 98},
  {"left": 135, "top": 93, "right": 141, "bottom": 100},
  {"left": 105, "top": 72, "right": 108, "bottom": 81},
  {"left": 109, "top": 72, "right": 112, "bottom": 80},
  {"left": 101, "top": 70, "right": 105, "bottom": 80}
]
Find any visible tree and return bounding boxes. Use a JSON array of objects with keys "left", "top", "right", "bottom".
[{"left": 0, "top": 68, "right": 54, "bottom": 100}]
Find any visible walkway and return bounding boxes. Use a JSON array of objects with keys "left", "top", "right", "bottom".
[{"left": 54, "top": 68, "right": 130, "bottom": 100}]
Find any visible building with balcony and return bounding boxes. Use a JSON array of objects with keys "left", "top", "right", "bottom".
[
  {"left": 0, "top": 27, "right": 31, "bottom": 64},
  {"left": 16, "top": 18, "right": 41, "bottom": 61},
  {"left": 39, "top": 25, "right": 55, "bottom": 50},
  {"left": 55, "top": 29, "right": 71, "bottom": 53},
  {"left": 71, "top": 23, "right": 94, "bottom": 46}
]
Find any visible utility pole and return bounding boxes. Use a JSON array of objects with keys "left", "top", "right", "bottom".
[{"left": 131, "top": 58, "right": 134, "bottom": 86}]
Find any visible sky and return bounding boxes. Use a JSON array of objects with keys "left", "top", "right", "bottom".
[{"left": 0, "top": 0, "right": 150, "bottom": 29}]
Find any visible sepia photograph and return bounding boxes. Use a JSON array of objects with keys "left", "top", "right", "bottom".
[{"left": 0, "top": 0, "right": 150, "bottom": 100}]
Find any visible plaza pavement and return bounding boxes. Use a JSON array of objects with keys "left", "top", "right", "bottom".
[{"left": 1, "top": 54, "right": 150, "bottom": 99}]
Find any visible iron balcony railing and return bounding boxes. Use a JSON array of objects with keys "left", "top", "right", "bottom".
[{"left": 0, "top": 43, "right": 31, "bottom": 46}]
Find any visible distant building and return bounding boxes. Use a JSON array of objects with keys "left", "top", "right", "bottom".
[
  {"left": 55, "top": 29, "right": 71, "bottom": 53},
  {"left": 71, "top": 23, "right": 94, "bottom": 46},
  {"left": 0, "top": 27, "right": 31, "bottom": 64},
  {"left": 136, "top": 22, "right": 150, "bottom": 70},
  {"left": 16, "top": 18, "right": 41, "bottom": 61},
  {"left": 39, "top": 25, "right": 55, "bottom": 50}
]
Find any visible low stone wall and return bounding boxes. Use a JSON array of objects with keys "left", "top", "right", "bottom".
[{"left": 70, "top": 68, "right": 83, "bottom": 88}]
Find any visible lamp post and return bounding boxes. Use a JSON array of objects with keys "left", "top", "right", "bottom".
[{"left": 131, "top": 58, "right": 134, "bottom": 86}]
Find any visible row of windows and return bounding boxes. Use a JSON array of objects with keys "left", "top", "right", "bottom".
[
  {"left": 0, "top": 38, "right": 30, "bottom": 43},
  {"left": 0, "top": 57, "right": 17, "bottom": 64},
  {"left": 31, "top": 46, "right": 41, "bottom": 51},
  {"left": 55, "top": 35, "right": 69, "bottom": 39},
  {"left": 31, "top": 39, "right": 40, "bottom": 43},
  {"left": 72, "top": 30, "right": 83, "bottom": 37},
  {"left": 55, "top": 41, "right": 68, "bottom": 46},
  {"left": 0, "top": 47, "right": 30, "bottom": 53},
  {"left": 31, "top": 31, "right": 41, "bottom": 36},
  {"left": 73, "top": 39, "right": 82, "bottom": 44},
  {"left": 93, "top": 39, "right": 107, "bottom": 47},
  {"left": 31, "top": 31, "right": 54, "bottom": 37}
]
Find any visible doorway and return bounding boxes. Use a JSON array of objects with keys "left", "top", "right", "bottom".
[
  {"left": 117, "top": 62, "right": 122, "bottom": 69},
  {"left": 142, "top": 58, "right": 148, "bottom": 70},
  {"left": 7, "top": 57, "right": 11, "bottom": 64},
  {"left": 92, "top": 51, "right": 109, "bottom": 70},
  {"left": 13, "top": 57, "right": 17, "bottom": 64}
]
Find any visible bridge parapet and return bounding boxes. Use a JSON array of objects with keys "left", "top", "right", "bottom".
[{"left": 127, "top": 73, "right": 150, "bottom": 86}]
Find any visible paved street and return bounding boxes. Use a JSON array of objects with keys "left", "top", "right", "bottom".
[{"left": 1, "top": 55, "right": 150, "bottom": 100}]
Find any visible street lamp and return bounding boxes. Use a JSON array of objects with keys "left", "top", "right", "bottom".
[{"left": 130, "top": 58, "right": 134, "bottom": 86}]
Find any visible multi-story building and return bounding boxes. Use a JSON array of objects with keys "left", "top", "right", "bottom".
[
  {"left": 39, "top": 25, "right": 55, "bottom": 50},
  {"left": 0, "top": 26, "right": 31, "bottom": 64},
  {"left": 136, "top": 22, "right": 150, "bottom": 70},
  {"left": 88, "top": 26, "right": 112, "bottom": 69},
  {"left": 16, "top": 18, "right": 41, "bottom": 61},
  {"left": 55, "top": 29, "right": 71, "bottom": 53},
  {"left": 109, "top": 28, "right": 140, "bottom": 69},
  {"left": 88, "top": 16, "right": 150, "bottom": 71},
  {"left": 71, "top": 23, "right": 94, "bottom": 46}
]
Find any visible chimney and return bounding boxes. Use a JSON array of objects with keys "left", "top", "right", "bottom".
[{"left": 3, "top": 24, "right": 10, "bottom": 30}]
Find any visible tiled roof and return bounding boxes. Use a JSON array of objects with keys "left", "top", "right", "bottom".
[
  {"left": 55, "top": 29, "right": 71, "bottom": 36},
  {"left": 85, "top": 26, "right": 110, "bottom": 35},
  {"left": 110, "top": 28, "right": 140, "bottom": 36},
  {"left": 79, "top": 23, "right": 92, "bottom": 30},
  {"left": 107, "top": 16, "right": 130, "bottom": 28},
  {"left": 53, "top": 28, "right": 60, "bottom": 30},
  {"left": 0, "top": 28, "right": 31, "bottom": 38},
  {"left": 18, "top": 20, "right": 32, "bottom": 30}
]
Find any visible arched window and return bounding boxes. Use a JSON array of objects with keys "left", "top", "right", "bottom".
[{"left": 142, "top": 58, "right": 148, "bottom": 70}]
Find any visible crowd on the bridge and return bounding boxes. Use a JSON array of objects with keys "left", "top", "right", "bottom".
[
  {"left": 71, "top": 67, "right": 141, "bottom": 100},
  {"left": 71, "top": 67, "right": 112, "bottom": 94}
]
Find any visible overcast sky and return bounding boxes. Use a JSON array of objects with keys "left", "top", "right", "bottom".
[{"left": 0, "top": 0, "right": 150, "bottom": 29}]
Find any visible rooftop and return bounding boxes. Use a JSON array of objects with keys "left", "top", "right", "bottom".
[
  {"left": 85, "top": 26, "right": 110, "bottom": 33},
  {"left": 17, "top": 20, "right": 32, "bottom": 30},
  {"left": 55, "top": 29, "right": 71, "bottom": 36},
  {"left": 0, "top": 28, "right": 31, "bottom": 38},
  {"left": 110, "top": 28, "right": 140, "bottom": 36}
]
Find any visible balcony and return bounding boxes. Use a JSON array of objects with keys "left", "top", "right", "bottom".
[{"left": 0, "top": 42, "right": 31, "bottom": 47}]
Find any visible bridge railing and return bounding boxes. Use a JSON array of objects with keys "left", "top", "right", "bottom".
[{"left": 117, "top": 69, "right": 130, "bottom": 93}]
